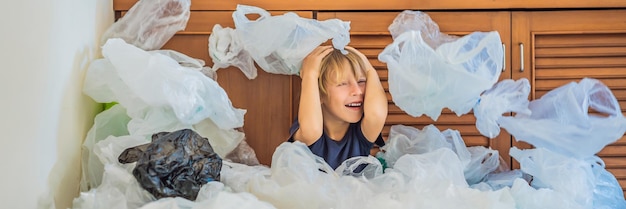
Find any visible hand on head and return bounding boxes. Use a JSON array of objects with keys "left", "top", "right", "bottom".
[{"left": 300, "top": 45, "right": 334, "bottom": 79}]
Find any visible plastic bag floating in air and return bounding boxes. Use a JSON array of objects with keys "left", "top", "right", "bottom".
[
  {"left": 499, "top": 78, "right": 626, "bottom": 159},
  {"left": 233, "top": 4, "right": 350, "bottom": 76},
  {"left": 100, "top": 0, "right": 191, "bottom": 51},
  {"left": 379, "top": 11, "right": 503, "bottom": 120},
  {"left": 474, "top": 78, "right": 531, "bottom": 138}
]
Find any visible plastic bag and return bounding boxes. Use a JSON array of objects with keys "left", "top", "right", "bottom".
[
  {"left": 510, "top": 147, "right": 594, "bottom": 208},
  {"left": 208, "top": 24, "right": 257, "bottom": 79},
  {"left": 380, "top": 124, "right": 470, "bottom": 169},
  {"left": 225, "top": 139, "right": 261, "bottom": 166},
  {"left": 388, "top": 10, "right": 458, "bottom": 49},
  {"left": 464, "top": 146, "right": 500, "bottom": 185},
  {"left": 474, "top": 78, "right": 531, "bottom": 138},
  {"left": 379, "top": 29, "right": 503, "bottom": 120},
  {"left": 335, "top": 155, "right": 383, "bottom": 179},
  {"left": 101, "top": 38, "right": 245, "bottom": 129},
  {"left": 233, "top": 4, "right": 350, "bottom": 75},
  {"left": 589, "top": 157, "right": 626, "bottom": 209},
  {"left": 100, "top": 0, "right": 191, "bottom": 50},
  {"left": 73, "top": 164, "right": 156, "bottom": 209},
  {"left": 118, "top": 129, "right": 223, "bottom": 201},
  {"left": 150, "top": 49, "right": 217, "bottom": 80},
  {"left": 499, "top": 78, "right": 626, "bottom": 159},
  {"left": 80, "top": 104, "right": 131, "bottom": 192}
]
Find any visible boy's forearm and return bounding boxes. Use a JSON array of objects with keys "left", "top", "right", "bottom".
[
  {"left": 297, "top": 76, "right": 324, "bottom": 143},
  {"left": 364, "top": 69, "right": 388, "bottom": 118}
]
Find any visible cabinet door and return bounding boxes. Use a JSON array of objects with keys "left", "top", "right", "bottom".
[
  {"left": 512, "top": 10, "right": 626, "bottom": 193},
  {"left": 316, "top": 11, "right": 513, "bottom": 166}
]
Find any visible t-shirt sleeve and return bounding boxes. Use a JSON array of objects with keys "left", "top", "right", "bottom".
[
  {"left": 287, "top": 118, "right": 299, "bottom": 142},
  {"left": 354, "top": 121, "right": 385, "bottom": 147}
]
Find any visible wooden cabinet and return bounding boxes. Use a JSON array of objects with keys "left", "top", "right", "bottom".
[{"left": 511, "top": 10, "right": 626, "bottom": 193}]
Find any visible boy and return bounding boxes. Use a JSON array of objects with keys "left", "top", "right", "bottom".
[{"left": 288, "top": 45, "right": 388, "bottom": 169}]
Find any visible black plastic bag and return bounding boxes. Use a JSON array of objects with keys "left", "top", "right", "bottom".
[{"left": 119, "top": 129, "right": 222, "bottom": 200}]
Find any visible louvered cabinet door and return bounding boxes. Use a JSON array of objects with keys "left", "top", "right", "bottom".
[
  {"left": 316, "top": 11, "right": 513, "bottom": 166},
  {"left": 512, "top": 10, "right": 626, "bottom": 193}
]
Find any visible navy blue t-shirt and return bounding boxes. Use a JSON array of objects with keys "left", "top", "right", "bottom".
[{"left": 288, "top": 119, "right": 385, "bottom": 169}]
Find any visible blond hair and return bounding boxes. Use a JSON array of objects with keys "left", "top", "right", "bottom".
[{"left": 318, "top": 48, "right": 367, "bottom": 96}]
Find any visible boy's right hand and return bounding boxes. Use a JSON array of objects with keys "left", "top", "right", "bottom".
[{"left": 300, "top": 45, "right": 334, "bottom": 79}]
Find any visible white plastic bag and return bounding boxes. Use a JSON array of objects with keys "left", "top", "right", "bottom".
[
  {"left": 499, "top": 78, "right": 626, "bottom": 158},
  {"left": 510, "top": 147, "right": 594, "bottom": 208},
  {"left": 474, "top": 78, "right": 531, "bottom": 138},
  {"left": 380, "top": 124, "right": 471, "bottom": 169},
  {"left": 100, "top": 0, "right": 191, "bottom": 50},
  {"left": 208, "top": 24, "right": 257, "bottom": 79},
  {"left": 388, "top": 10, "right": 458, "bottom": 49},
  {"left": 379, "top": 29, "right": 503, "bottom": 120},
  {"left": 233, "top": 4, "right": 350, "bottom": 75},
  {"left": 101, "top": 38, "right": 245, "bottom": 129}
]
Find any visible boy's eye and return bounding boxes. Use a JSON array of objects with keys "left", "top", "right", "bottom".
[
  {"left": 337, "top": 82, "right": 348, "bottom": 86},
  {"left": 358, "top": 80, "right": 366, "bottom": 84}
]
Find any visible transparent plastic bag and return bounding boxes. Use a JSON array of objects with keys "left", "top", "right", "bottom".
[
  {"left": 510, "top": 147, "right": 594, "bottom": 208},
  {"left": 388, "top": 10, "right": 458, "bottom": 49},
  {"left": 335, "top": 155, "right": 383, "bottom": 179},
  {"left": 208, "top": 24, "right": 257, "bottom": 79},
  {"left": 233, "top": 4, "right": 350, "bottom": 75},
  {"left": 500, "top": 78, "right": 626, "bottom": 158},
  {"left": 380, "top": 124, "right": 470, "bottom": 169},
  {"left": 589, "top": 157, "right": 626, "bottom": 209},
  {"left": 101, "top": 38, "right": 245, "bottom": 129},
  {"left": 80, "top": 104, "right": 131, "bottom": 192},
  {"left": 464, "top": 146, "right": 500, "bottom": 185},
  {"left": 100, "top": 0, "right": 191, "bottom": 50},
  {"left": 379, "top": 29, "right": 503, "bottom": 120},
  {"left": 474, "top": 78, "right": 531, "bottom": 138},
  {"left": 225, "top": 139, "right": 261, "bottom": 166},
  {"left": 150, "top": 50, "right": 217, "bottom": 80}
]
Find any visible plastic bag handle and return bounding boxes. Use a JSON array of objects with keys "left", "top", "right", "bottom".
[{"left": 233, "top": 4, "right": 271, "bottom": 27}]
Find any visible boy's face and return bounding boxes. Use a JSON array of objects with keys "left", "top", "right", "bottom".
[{"left": 321, "top": 63, "right": 367, "bottom": 124}]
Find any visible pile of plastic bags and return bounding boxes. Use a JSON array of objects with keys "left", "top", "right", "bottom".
[{"left": 74, "top": 1, "right": 626, "bottom": 208}]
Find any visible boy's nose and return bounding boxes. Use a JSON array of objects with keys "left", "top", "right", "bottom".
[{"left": 350, "top": 83, "right": 363, "bottom": 96}]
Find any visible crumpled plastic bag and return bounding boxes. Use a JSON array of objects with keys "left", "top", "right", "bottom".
[
  {"left": 150, "top": 49, "right": 217, "bottom": 80},
  {"left": 464, "top": 146, "right": 501, "bottom": 185},
  {"left": 379, "top": 11, "right": 503, "bottom": 120},
  {"left": 80, "top": 104, "right": 131, "bottom": 192},
  {"left": 474, "top": 78, "right": 531, "bottom": 138},
  {"left": 380, "top": 124, "right": 471, "bottom": 170},
  {"left": 118, "top": 129, "right": 223, "bottom": 201},
  {"left": 233, "top": 4, "right": 351, "bottom": 75},
  {"left": 136, "top": 182, "right": 276, "bottom": 209},
  {"left": 589, "top": 156, "right": 626, "bottom": 209},
  {"left": 100, "top": 0, "right": 191, "bottom": 50},
  {"left": 510, "top": 147, "right": 594, "bottom": 208},
  {"left": 224, "top": 139, "right": 261, "bottom": 166},
  {"left": 387, "top": 10, "right": 458, "bottom": 49},
  {"left": 208, "top": 24, "right": 257, "bottom": 79},
  {"left": 335, "top": 155, "right": 383, "bottom": 179},
  {"left": 499, "top": 78, "right": 626, "bottom": 159},
  {"left": 73, "top": 164, "right": 156, "bottom": 209},
  {"left": 101, "top": 38, "right": 245, "bottom": 128}
]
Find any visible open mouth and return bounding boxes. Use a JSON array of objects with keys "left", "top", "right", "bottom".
[{"left": 345, "top": 102, "right": 362, "bottom": 110}]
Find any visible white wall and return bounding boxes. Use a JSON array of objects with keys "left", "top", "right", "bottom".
[{"left": 0, "top": 0, "right": 113, "bottom": 208}]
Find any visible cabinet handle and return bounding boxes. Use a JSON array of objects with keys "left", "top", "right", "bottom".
[
  {"left": 519, "top": 43, "right": 524, "bottom": 72},
  {"left": 501, "top": 43, "right": 506, "bottom": 72}
]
